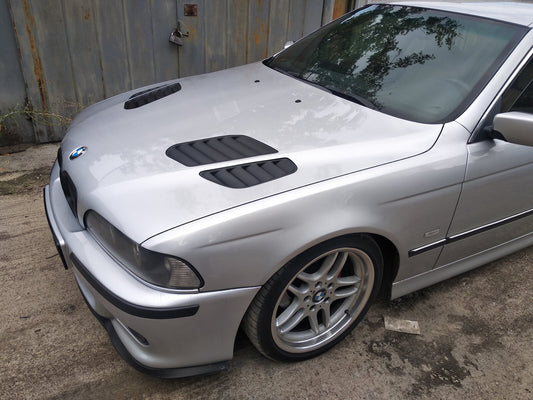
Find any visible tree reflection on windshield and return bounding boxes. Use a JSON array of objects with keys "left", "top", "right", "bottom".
[
  {"left": 312, "top": 6, "right": 459, "bottom": 106},
  {"left": 268, "top": 5, "right": 524, "bottom": 123}
]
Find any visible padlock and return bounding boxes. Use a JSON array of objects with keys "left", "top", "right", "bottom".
[{"left": 169, "top": 28, "right": 184, "bottom": 46}]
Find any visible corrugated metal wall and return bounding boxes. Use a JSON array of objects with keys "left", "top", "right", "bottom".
[
  {"left": 0, "top": 0, "right": 34, "bottom": 144},
  {"left": 1, "top": 0, "right": 344, "bottom": 145},
  {"left": 349, "top": 0, "right": 533, "bottom": 10}
]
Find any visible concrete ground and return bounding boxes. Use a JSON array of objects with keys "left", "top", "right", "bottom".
[{"left": 1, "top": 144, "right": 532, "bottom": 400}]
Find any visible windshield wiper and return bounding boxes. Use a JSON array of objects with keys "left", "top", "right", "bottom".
[
  {"left": 267, "top": 64, "right": 378, "bottom": 111},
  {"left": 324, "top": 87, "right": 378, "bottom": 110},
  {"left": 269, "top": 65, "right": 301, "bottom": 79},
  {"left": 269, "top": 66, "right": 333, "bottom": 93}
]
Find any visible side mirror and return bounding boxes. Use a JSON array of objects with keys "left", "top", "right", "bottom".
[
  {"left": 493, "top": 112, "right": 533, "bottom": 147},
  {"left": 284, "top": 40, "right": 294, "bottom": 49}
]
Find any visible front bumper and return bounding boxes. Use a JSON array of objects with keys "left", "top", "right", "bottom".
[{"left": 43, "top": 161, "right": 260, "bottom": 378}]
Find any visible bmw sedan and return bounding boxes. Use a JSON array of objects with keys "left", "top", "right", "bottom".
[{"left": 44, "top": 2, "right": 533, "bottom": 377}]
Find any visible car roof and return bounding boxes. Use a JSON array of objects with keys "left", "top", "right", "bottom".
[{"left": 392, "top": 2, "right": 533, "bottom": 27}]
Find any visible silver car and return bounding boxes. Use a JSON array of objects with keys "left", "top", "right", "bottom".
[{"left": 44, "top": 2, "right": 533, "bottom": 378}]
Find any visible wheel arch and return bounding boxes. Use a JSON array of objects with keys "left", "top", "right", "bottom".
[
  {"left": 367, "top": 233, "right": 399, "bottom": 300},
  {"left": 240, "top": 231, "right": 398, "bottom": 360},
  {"left": 244, "top": 230, "right": 400, "bottom": 319}
]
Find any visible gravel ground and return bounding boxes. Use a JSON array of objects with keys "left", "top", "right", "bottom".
[{"left": 1, "top": 144, "right": 532, "bottom": 400}]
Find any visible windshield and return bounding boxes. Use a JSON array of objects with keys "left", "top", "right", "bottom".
[{"left": 266, "top": 5, "right": 527, "bottom": 124}]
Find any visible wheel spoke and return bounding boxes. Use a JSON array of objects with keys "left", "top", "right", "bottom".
[
  {"left": 321, "top": 302, "right": 331, "bottom": 328},
  {"left": 287, "top": 282, "right": 309, "bottom": 297},
  {"left": 332, "top": 286, "right": 358, "bottom": 300},
  {"left": 298, "top": 252, "right": 340, "bottom": 283},
  {"left": 308, "top": 311, "right": 320, "bottom": 334},
  {"left": 337, "top": 275, "right": 360, "bottom": 287},
  {"left": 326, "top": 252, "right": 348, "bottom": 281},
  {"left": 317, "top": 252, "right": 338, "bottom": 280},
  {"left": 297, "top": 271, "right": 317, "bottom": 284},
  {"left": 276, "top": 297, "right": 302, "bottom": 327},
  {"left": 279, "top": 309, "right": 305, "bottom": 334}
]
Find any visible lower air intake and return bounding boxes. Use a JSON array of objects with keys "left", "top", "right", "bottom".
[
  {"left": 200, "top": 158, "right": 297, "bottom": 188},
  {"left": 59, "top": 170, "right": 78, "bottom": 218}
]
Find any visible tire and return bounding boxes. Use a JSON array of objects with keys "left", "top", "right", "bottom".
[{"left": 243, "top": 235, "right": 383, "bottom": 361}]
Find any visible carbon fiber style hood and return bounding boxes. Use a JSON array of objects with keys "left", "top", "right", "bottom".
[{"left": 60, "top": 62, "right": 442, "bottom": 242}]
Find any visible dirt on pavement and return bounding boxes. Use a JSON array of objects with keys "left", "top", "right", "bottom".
[{"left": 0, "top": 144, "right": 531, "bottom": 400}]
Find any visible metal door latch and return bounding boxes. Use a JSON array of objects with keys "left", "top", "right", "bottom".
[{"left": 169, "top": 22, "right": 189, "bottom": 46}]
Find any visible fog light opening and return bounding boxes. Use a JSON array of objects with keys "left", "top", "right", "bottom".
[{"left": 127, "top": 326, "right": 149, "bottom": 346}]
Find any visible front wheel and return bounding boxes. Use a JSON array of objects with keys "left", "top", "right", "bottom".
[{"left": 243, "top": 235, "right": 383, "bottom": 361}]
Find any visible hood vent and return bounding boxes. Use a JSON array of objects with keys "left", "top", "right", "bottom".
[
  {"left": 124, "top": 82, "right": 182, "bottom": 110},
  {"left": 166, "top": 135, "right": 277, "bottom": 167},
  {"left": 200, "top": 158, "right": 297, "bottom": 188}
]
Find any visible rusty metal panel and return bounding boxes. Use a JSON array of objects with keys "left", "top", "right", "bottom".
[
  {"left": 322, "top": 0, "right": 335, "bottom": 25},
  {"left": 177, "top": 0, "right": 206, "bottom": 77},
  {"left": 286, "top": 0, "right": 305, "bottom": 42},
  {"left": 92, "top": 0, "right": 130, "bottom": 97},
  {"left": 247, "top": 0, "right": 270, "bottom": 62},
  {"left": 285, "top": 0, "right": 331, "bottom": 41},
  {"left": 150, "top": 0, "right": 179, "bottom": 83},
  {"left": 29, "top": 0, "right": 79, "bottom": 141},
  {"left": 8, "top": 0, "right": 52, "bottom": 142},
  {"left": 267, "top": 0, "right": 290, "bottom": 55},
  {"left": 62, "top": 1, "right": 105, "bottom": 107},
  {"left": 92, "top": 0, "right": 131, "bottom": 98},
  {"left": 123, "top": 0, "right": 157, "bottom": 88},
  {"left": 0, "top": 0, "right": 33, "bottom": 145},
  {"left": 303, "top": 0, "right": 324, "bottom": 36},
  {"left": 205, "top": 0, "right": 228, "bottom": 72},
  {"left": 332, "top": 0, "right": 350, "bottom": 19},
  {"left": 9, "top": 0, "right": 77, "bottom": 142},
  {"left": 178, "top": 0, "right": 327, "bottom": 72},
  {"left": 226, "top": 0, "right": 249, "bottom": 68}
]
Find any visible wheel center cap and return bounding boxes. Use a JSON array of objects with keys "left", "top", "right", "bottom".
[{"left": 313, "top": 289, "right": 326, "bottom": 303}]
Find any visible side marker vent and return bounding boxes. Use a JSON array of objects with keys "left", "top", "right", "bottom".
[
  {"left": 124, "top": 82, "right": 181, "bottom": 110},
  {"left": 200, "top": 158, "right": 297, "bottom": 188},
  {"left": 166, "top": 135, "right": 277, "bottom": 166}
]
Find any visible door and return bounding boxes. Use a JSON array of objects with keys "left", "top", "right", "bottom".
[
  {"left": 175, "top": 1, "right": 328, "bottom": 78},
  {"left": 436, "top": 55, "right": 533, "bottom": 267}
]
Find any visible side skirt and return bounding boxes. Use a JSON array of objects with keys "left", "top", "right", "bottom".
[{"left": 392, "top": 231, "right": 533, "bottom": 299}]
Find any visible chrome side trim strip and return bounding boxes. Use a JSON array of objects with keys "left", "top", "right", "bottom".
[
  {"left": 408, "top": 239, "right": 447, "bottom": 257},
  {"left": 408, "top": 207, "right": 533, "bottom": 257},
  {"left": 448, "top": 208, "right": 533, "bottom": 242}
]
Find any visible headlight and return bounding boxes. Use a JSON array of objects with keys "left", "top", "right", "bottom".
[{"left": 85, "top": 211, "right": 202, "bottom": 289}]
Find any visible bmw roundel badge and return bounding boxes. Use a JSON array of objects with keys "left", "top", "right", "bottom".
[
  {"left": 313, "top": 289, "right": 326, "bottom": 303},
  {"left": 69, "top": 146, "right": 88, "bottom": 160}
]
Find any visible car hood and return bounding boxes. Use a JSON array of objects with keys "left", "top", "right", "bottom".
[{"left": 61, "top": 62, "right": 442, "bottom": 243}]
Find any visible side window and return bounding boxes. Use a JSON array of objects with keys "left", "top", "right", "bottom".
[
  {"left": 510, "top": 80, "right": 533, "bottom": 113},
  {"left": 501, "top": 58, "right": 533, "bottom": 113},
  {"left": 471, "top": 56, "right": 532, "bottom": 142}
]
